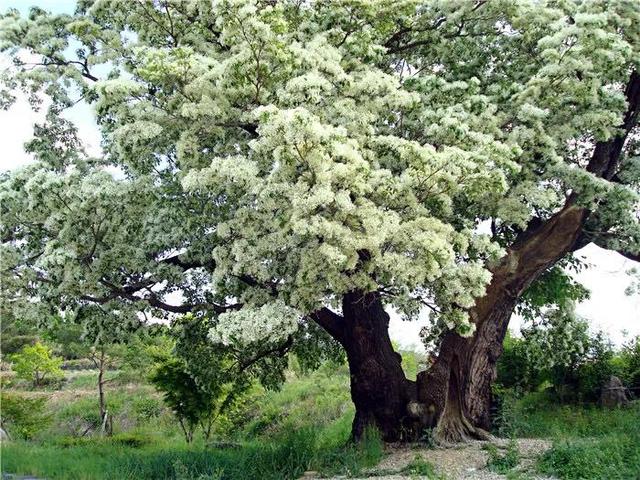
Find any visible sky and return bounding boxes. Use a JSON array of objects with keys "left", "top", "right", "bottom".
[{"left": 1, "top": 0, "right": 638, "bottom": 349}]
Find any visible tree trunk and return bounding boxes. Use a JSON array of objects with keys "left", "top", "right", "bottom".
[
  {"left": 341, "top": 291, "right": 420, "bottom": 442},
  {"left": 417, "top": 203, "right": 588, "bottom": 440},
  {"left": 96, "top": 350, "right": 111, "bottom": 436},
  {"left": 316, "top": 204, "right": 593, "bottom": 443}
]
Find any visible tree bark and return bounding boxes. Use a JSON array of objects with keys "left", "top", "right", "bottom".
[
  {"left": 93, "top": 349, "right": 112, "bottom": 436},
  {"left": 340, "top": 291, "right": 420, "bottom": 442},
  {"left": 417, "top": 203, "right": 587, "bottom": 439}
]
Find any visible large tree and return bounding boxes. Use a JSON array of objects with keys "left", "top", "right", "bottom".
[{"left": 1, "top": 0, "right": 639, "bottom": 442}]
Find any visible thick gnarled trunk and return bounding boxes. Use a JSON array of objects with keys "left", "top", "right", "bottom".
[
  {"left": 341, "top": 291, "right": 419, "bottom": 441},
  {"left": 418, "top": 203, "right": 587, "bottom": 437}
]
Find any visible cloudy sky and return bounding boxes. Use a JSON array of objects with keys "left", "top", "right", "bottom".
[{"left": 1, "top": 0, "right": 638, "bottom": 348}]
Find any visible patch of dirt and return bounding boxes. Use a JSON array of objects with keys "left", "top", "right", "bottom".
[{"left": 303, "top": 438, "right": 556, "bottom": 480}]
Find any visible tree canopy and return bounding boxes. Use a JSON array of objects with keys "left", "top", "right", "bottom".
[{"left": 1, "top": 0, "right": 639, "bottom": 390}]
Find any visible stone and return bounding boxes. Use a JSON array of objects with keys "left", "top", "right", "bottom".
[{"left": 600, "top": 375, "right": 629, "bottom": 408}]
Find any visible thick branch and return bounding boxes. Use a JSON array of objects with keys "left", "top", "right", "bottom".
[
  {"left": 588, "top": 71, "right": 640, "bottom": 179},
  {"left": 237, "top": 335, "right": 294, "bottom": 372},
  {"left": 159, "top": 253, "right": 215, "bottom": 271},
  {"left": 80, "top": 278, "right": 236, "bottom": 314},
  {"left": 309, "top": 307, "right": 345, "bottom": 344}
]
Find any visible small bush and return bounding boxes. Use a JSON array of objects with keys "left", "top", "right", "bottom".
[
  {"left": 485, "top": 440, "right": 520, "bottom": 474},
  {"left": 10, "top": 342, "right": 64, "bottom": 387},
  {"left": 0, "top": 392, "right": 51, "bottom": 440},
  {"left": 132, "top": 396, "right": 163, "bottom": 421}
]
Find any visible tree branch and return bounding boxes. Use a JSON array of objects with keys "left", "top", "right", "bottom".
[
  {"left": 309, "top": 307, "right": 345, "bottom": 344},
  {"left": 588, "top": 71, "right": 640, "bottom": 180}
]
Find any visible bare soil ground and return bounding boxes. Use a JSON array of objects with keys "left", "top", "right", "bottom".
[{"left": 302, "top": 438, "right": 556, "bottom": 480}]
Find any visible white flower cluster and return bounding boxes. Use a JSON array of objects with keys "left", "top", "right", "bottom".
[{"left": 209, "top": 300, "right": 300, "bottom": 347}]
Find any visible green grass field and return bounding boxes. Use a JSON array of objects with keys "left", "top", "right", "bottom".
[{"left": 2, "top": 365, "right": 639, "bottom": 480}]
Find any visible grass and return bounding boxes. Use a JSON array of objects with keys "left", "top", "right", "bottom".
[
  {"left": 2, "top": 423, "right": 383, "bottom": 480},
  {"left": 498, "top": 392, "right": 640, "bottom": 479},
  {"left": 1, "top": 366, "right": 384, "bottom": 480},
  {"left": 485, "top": 440, "right": 520, "bottom": 474},
  {"left": 538, "top": 431, "right": 640, "bottom": 479},
  {"left": 4, "top": 365, "right": 640, "bottom": 480},
  {"left": 399, "top": 455, "right": 442, "bottom": 478}
]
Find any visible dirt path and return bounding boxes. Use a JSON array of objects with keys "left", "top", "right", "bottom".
[{"left": 303, "top": 439, "right": 556, "bottom": 480}]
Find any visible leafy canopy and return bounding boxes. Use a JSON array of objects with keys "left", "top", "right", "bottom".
[{"left": 1, "top": 1, "right": 639, "bottom": 368}]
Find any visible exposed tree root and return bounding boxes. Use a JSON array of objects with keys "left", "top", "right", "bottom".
[{"left": 433, "top": 410, "right": 493, "bottom": 446}]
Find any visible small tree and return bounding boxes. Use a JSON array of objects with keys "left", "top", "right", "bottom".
[
  {"left": 45, "top": 312, "right": 150, "bottom": 436},
  {"left": 10, "top": 342, "right": 63, "bottom": 387},
  {"left": 150, "top": 356, "right": 244, "bottom": 443}
]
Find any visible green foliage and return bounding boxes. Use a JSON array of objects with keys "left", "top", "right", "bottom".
[
  {"left": 546, "top": 331, "right": 615, "bottom": 403},
  {"left": 398, "top": 346, "right": 424, "bottom": 381},
  {"left": 132, "top": 397, "right": 164, "bottom": 422},
  {"left": 496, "top": 319, "right": 633, "bottom": 404},
  {"left": 518, "top": 265, "right": 589, "bottom": 322},
  {"left": 0, "top": 392, "right": 51, "bottom": 440},
  {"left": 1, "top": 334, "right": 38, "bottom": 356},
  {"left": 43, "top": 319, "right": 87, "bottom": 359},
  {"left": 538, "top": 432, "right": 640, "bottom": 480},
  {"left": 485, "top": 441, "right": 520, "bottom": 474},
  {"left": 617, "top": 335, "right": 640, "bottom": 391},
  {"left": 10, "top": 342, "right": 63, "bottom": 387},
  {"left": 240, "top": 367, "right": 351, "bottom": 438},
  {"left": 496, "top": 332, "right": 538, "bottom": 391},
  {"left": 150, "top": 356, "right": 246, "bottom": 443}
]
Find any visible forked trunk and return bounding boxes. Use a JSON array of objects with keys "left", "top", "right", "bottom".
[{"left": 323, "top": 204, "right": 587, "bottom": 444}]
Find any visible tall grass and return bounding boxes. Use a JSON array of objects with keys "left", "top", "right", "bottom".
[
  {"left": 498, "top": 392, "right": 640, "bottom": 479},
  {"left": 2, "top": 424, "right": 383, "bottom": 480},
  {"left": 2, "top": 367, "right": 383, "bottom": 480}
]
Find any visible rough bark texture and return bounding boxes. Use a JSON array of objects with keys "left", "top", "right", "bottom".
[
  {"left": 341, "top": 291, "right": 419, "bottom": 442},
  {"left": 417, "top": 202, "right": 588, "bottom": 439}
]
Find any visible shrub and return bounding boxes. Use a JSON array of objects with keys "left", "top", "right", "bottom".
[
  {"left": 10, "top": 342, "right": 64, "bottom": 387},
  {"left": 132, "top": 396, "right": 163, "bottom": 421},
  {"left": 1, "top": 335, "right": 38, "bottom": 356},
  {"left": 0, "top": 392, "right": 51, "bottom": 440},
  {"left": 485, "top": 440, "right": 520, "bottom": 474},
  {"left": 618, "top": 335, "right": 640, "bottom": 393},
  {"left": 150, "top": 357, "right": 248, "bottom": 443}
]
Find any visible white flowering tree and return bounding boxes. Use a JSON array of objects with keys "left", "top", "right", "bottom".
[{"left": 1, "top": 0, "right": 639, "bottom": 442}]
